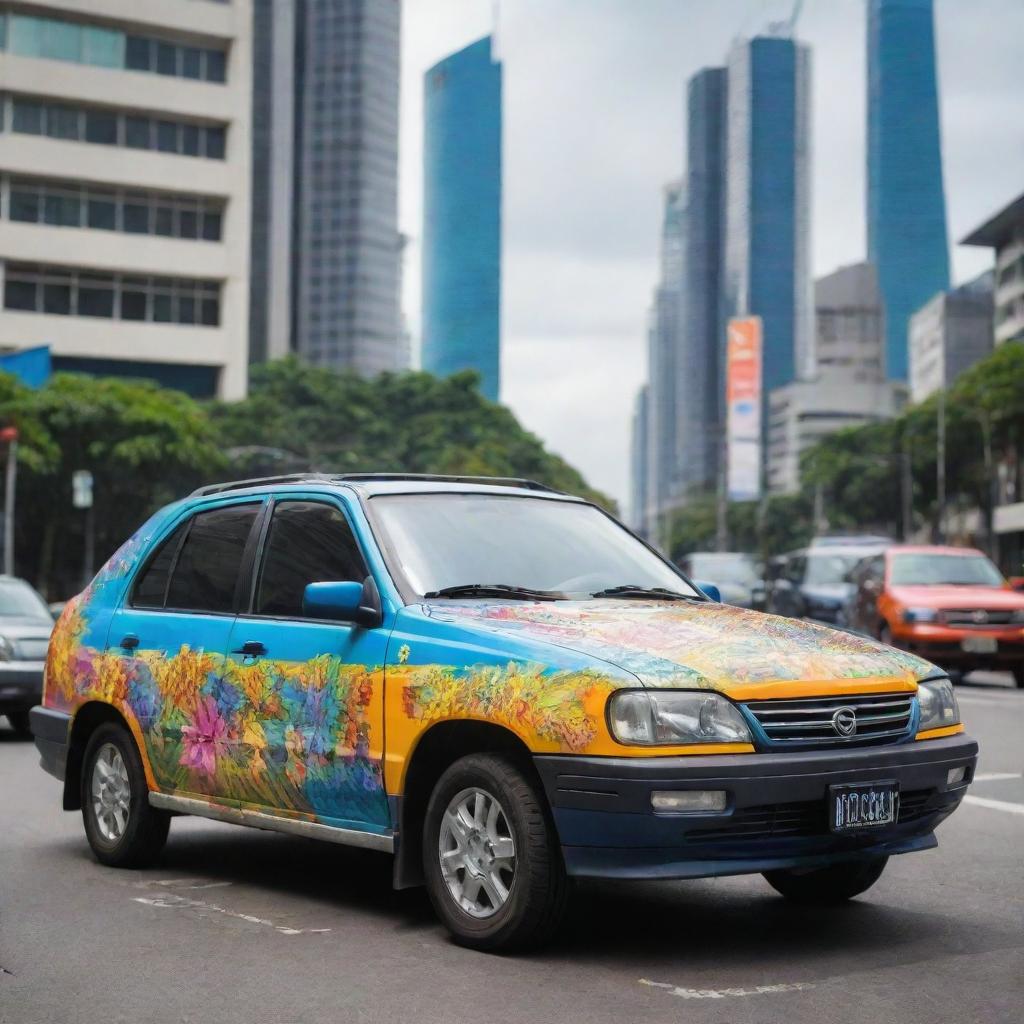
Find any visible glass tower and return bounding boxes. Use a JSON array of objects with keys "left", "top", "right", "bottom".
[
  {"left": 724, "top": 36, "right": 813, "bottom": 402},
  {"left": 421, "top": 36, "right": 502, "bottom": 402},
  {"left": 867, "top": 0, "right": 949, "bottom": 380}
]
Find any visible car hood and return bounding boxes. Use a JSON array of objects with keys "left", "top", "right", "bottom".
[
  {"left": 888, "top": 585, "right": 1024, "bottom": 610},
  {"left": 425, "top": 600, "right": 939, "bottom": 694}
]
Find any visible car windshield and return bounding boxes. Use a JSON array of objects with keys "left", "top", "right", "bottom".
[
  {"left": 890, "top": 553, "right": 1004, "bottom": 587},
  {"left": 0, "top": 578, "right": 52, "bottom": 620},
  {"left": 805, "top": 553, "right": 861, "bottom": 585},
  {"left": 687, "top": 553, "right": 758, "bottom": 585},
  {"left": 370, "top": 493, "right": 699, "bottom": 599}
]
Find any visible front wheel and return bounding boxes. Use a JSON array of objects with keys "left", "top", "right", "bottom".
[
  {"left": 764, "top": 855, "right": 888, "bottom": 904},
  {"left": 81, "top": 723, "right": 169, "bottom": 868},
  {"left": 422, "top": 753, "right": 568, "bottom": 952}
]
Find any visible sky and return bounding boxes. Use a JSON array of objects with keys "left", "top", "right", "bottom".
[{"left": 399, "top": 0, "right": 1024, "bottom": 507}]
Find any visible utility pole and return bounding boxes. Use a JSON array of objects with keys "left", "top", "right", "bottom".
[
  {"left": 715, "top": 424, "right": 728, "bottom": 551},
  {"left": 72, "top": 470, "right": 95, "bottom": 587},
  {"left": 1, "top": 426, "right": 18, "bottom": 577},
  {"left": 936, "top": 387, "right": 946, "bottom": 543},
  {"left": 901, "top": 429, "right": 913, "bottom": 542}
]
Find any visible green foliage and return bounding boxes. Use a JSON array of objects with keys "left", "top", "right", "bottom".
[
  {"left": 0, "top": 361, "right": 610, "bottom": 597},
  {"left": 210, "top": 360, "right": 612, "bottom": 507}
]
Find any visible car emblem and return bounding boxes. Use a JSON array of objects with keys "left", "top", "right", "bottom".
[
  {"left": 971, "top": 609, "right": 988, "bottom": 624},
  {"left": 832, "top": 707, "right": 857, "bottom": 737}
]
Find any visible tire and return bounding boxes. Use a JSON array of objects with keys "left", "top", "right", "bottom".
[
  {"left": 763, "top": 855, "right": 888, "bottom": 904},
  {"left": 5, "top": 711, "right": 32, "bottom": 738},
  {"left": 81, "top": 722, "right": 169, "bottom": 868},
  {"left": 1013, "top": 665, "right": 1024, "bottom": 690},
  {"left": 422, "top": 753, "right": 568, "bottom": 952}
]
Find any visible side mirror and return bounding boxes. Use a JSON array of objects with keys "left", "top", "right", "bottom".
[
  {"left": 694, "top": 580, "right": 721, "bottom": 603},
  {"left": 302, "top": 576, "right": 383, "bottom": 627}
]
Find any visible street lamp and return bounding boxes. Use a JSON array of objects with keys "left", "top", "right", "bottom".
[{"left": 0, "top": 425, "right": 18, "bottom": 577}]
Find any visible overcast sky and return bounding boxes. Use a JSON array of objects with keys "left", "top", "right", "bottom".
[{"left": 399, "top": 0, "right": 1024, "bottom": 506}]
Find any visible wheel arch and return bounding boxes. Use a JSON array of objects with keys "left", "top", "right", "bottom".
[
  {"left": 392, "top": 720, "right": 538, "bottom": 890},
  {"left": 63, "top": 701, "right": 151, "bottom": 811}
]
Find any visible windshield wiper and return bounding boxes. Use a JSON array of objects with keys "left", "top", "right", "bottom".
[
  {"left": 589, "top": 585, "right": 701, "bottom": 601},
  {"left": 423, "top": 583, "right": 563, "bottom": 601}
]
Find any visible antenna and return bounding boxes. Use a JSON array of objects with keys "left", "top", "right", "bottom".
[
  {"left": 767, "top": 0, "right": 805, "bottom": 37},
  {"left": 491, "top": 0, "right": 502, "bottom": 61}
]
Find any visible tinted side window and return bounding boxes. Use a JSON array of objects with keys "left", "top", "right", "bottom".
[
  {"left": 255, "top": 501, "right": 367, "bottom": 618},
  {"left": 132, "top": 520, "right": 188, "bottom": 608},
  {"left": 166, "top": 504, "right": 259, "bottom": 613}
]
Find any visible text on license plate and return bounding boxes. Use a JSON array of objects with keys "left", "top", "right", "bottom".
[
  {"left": 830, "top": 782, "right": 899, "bottom": 832},
  {"left": 961, "top": 635, "right": 997, "bottom": 653}
]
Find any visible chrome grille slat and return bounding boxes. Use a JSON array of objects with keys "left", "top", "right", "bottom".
[{"left": 745, "top": 691, "right": 915, "bottom": 749}]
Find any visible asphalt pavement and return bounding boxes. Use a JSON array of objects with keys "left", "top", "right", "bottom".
[{"left": 2, "top": 672, "right": 1022, "bottom": 1024}]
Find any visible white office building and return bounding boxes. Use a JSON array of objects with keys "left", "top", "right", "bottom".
[
  {"left": 0, "top": 0, "right": 252, "bottom": 399},
  {"left": 909, "top": 272, "right": 993, "bottom": 403}
]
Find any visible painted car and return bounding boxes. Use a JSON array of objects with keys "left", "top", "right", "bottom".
[
  {"left": 32, "top": 475, "right": 977, "bottom": 951},
  {"left": 847, "top": 545, "right": 1024, "bottom": 687}
]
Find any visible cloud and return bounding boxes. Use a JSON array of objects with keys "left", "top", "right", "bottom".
[{"left": 400, "top": 0, "right": 1024, "bottom": 507}]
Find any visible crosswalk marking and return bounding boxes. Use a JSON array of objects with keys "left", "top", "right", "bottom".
[{"left": 963, "top": 795, "right": 1024, "bottom": 816}]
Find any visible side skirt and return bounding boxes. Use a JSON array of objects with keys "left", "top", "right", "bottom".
[{"left": 149, "top": 792, "right": 395, "bottom": 854}]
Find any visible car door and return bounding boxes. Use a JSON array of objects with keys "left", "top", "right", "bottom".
[
  {"left": 106, "top": 499, "right": 264, "bottom": 801},
  {"left": 221, "top": 493, "right": 391, "bottom": 835}
]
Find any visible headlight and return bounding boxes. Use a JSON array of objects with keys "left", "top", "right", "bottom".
[
  {"left": 917, "top": 678, "right": 960, "bottom": 733},
  {"left": 0, "top": 635, "right": 13, "bottom": 662},
  {"left": 608, "top": 690, "right": 752, "bottom": 745},
  {"left": 903, "top": 607, "right": 938, "bottom": 623}
]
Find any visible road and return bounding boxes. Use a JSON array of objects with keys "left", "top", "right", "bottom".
[{"left": 2, "top": 673, "right": 1022, "bottom": 1024}]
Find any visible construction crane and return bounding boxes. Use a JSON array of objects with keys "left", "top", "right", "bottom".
[{"left": 767, "top": 0, "right": 805, "bottom": 37}]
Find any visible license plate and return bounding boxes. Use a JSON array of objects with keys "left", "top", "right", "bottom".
[
  {"left": 829, "top": 782, "right": 899, "bottom": 833},
  {"left": 961, "top": 635, "right": 997, "bottom": 653}
]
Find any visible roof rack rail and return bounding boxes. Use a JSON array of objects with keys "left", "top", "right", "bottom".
[{"left": 190, "top": 473, "right": 562, "bottom": 498}]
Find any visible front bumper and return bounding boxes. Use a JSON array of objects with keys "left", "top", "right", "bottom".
[
  {"left": 533, "top": 734, "right": 977, "bottom": 880},
  {"left": 0, "top": 661, "right": 44, "bottom": 713},
  {"left": 896, "top": 629, "right": 1024, "bottom": 669}
]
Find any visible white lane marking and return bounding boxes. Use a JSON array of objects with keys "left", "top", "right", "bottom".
[
  {"left": 956, "top": 693, "right": 1020, "bottom": 706},
  {"left": 973, "top": 772, "right": 1022, "bottom": 783},
  {"left": 963, "top": 795, "right": 1024, "bottom": 816},
  {"left": 640, "top": 979, "right": 814, "bottom": 1000},
  {"left": 133, "top": 893, "right": 331, "bottom": 935},
  {"left": 136, "top": 878, "right": 234, "bottom": 890}
]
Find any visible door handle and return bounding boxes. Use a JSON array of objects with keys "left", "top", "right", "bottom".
[
  {"left": 232, "top": 640, "right": 266, "bottom": 657},
  {"left": 120, "top": 634, "right": 139, "bottom": 651}
]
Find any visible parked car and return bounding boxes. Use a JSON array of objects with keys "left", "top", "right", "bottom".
[
  {"left": 0, "top": 575, "right": 55, "bottom": 737},
  {"left": 847, "top": 545, "right": 1024, "bottom": 687},
  {"left": 679, "top": 551, "right": 763, "bottom": 608},
  {"left": 32, "top": 475, "right": 976, "bottom": 951},
  {"left": 767, "top": 542, "right": 890, "bottom": 624}
]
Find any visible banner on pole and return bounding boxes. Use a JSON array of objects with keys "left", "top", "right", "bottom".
[{"left": 726, "top": 317, "right": 762, "bottom": 502}]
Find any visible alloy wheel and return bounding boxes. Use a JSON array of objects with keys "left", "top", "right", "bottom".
[{"left": 90, "top": 742, "right": 131, "bottom": 843}]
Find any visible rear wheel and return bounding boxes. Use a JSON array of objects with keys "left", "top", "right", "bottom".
[
  {"left": 422, "top": 753, "right": 568, "bottom": 952},
  {"left": 5, "top": 711, "right": 32, "bottom": 738},
  {"left": 81, "top": 722, "right": 169, "bottom": 868},
  {"left": 764, "top": 856, "right": 888, "bottom": 904}
]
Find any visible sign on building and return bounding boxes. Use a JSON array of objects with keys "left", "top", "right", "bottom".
[{"left": 726, "top": 317, "right": 762, "bottom": 501}]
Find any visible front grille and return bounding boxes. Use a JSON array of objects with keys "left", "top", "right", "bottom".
[
  {"left": 941, "top": 609, "right": 1016, "bottom": 628},
  {"left": 688, "top": 789, "right": 932, "bottom": 844},
  {"left": 744, "top": 692, "right": 914, "bottom": 748}
]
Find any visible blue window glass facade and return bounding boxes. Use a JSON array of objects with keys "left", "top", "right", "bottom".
[
  {"left": 422, "top": 36, "right": 502, "bottom": 402},
  {"left": 867, "top": 0, "right": 949, "bottom": 380}
]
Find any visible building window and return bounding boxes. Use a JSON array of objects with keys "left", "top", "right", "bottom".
[
  {"left": 0, "top": 11, "right": 227, "bottom": 83},
  {"left": 3, "top": 175, "right": 224, "bottom": 242},
  {"left": 3, "top": 262, "right": 221, "bottom": 327},
  {"left": 3, "top": 95, "right": 228, "bottom": 162}
]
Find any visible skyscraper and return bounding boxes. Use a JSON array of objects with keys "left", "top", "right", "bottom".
[
  {"left": 644, "top": 181, "right": 686, "bottom": 542},
  {"left": 867, "top": 0, "right": 949, "bottom": 380},
  {"left": 421, "top": 36, "right": 502, "bottom": 401},
  {"left": 723, "top": 35, "right": 813, "bottom": 401},
  {"left": 250, "top": 0, "right": 403, "bottom": 374},
  {"left": 678, "top": 67, "right": 728, "bottom": 499}
]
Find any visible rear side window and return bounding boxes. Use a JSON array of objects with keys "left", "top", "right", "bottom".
[
  {"left": 255, "top": 501, "right": 367, "bottom": 618},
  {"left": 132, "top": 520, "right": 189, "bottom": 608},
  {"left": 164, "top": 504, "right": 260, "bottom": 613}
]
